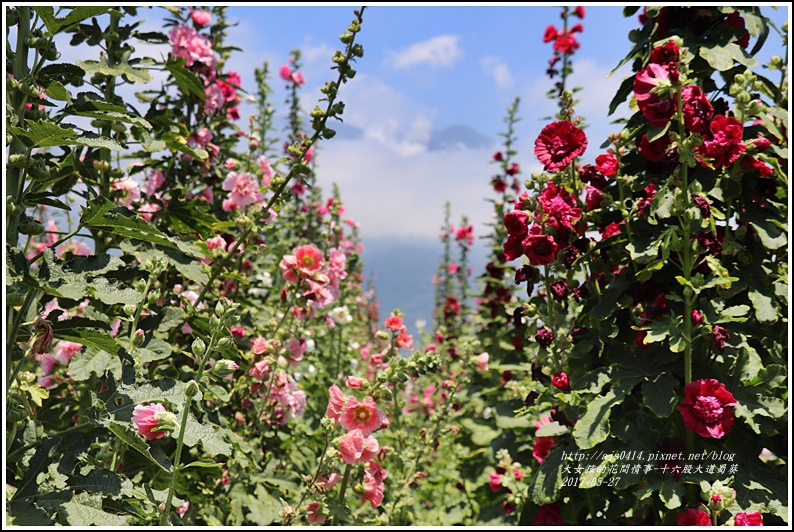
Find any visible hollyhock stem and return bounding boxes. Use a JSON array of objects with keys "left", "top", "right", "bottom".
[
  {"left": 287, "top": 430, "right": 332, "bottom": 525},
  {"left": 336, "top": 463, "right": 353, "bottom": 506},
  {"left": 543, "top": 266, "right": 557, "bottom": 371}
]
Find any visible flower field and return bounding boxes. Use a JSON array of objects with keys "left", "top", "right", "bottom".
[{"left": 3, "top": 5, "right": 789, "bottom": 527}]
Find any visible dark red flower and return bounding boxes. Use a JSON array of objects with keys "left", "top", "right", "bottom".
[
  {"left": 514, "top": 191, "right": 531, "bottom": 210},
  {"left": 725, "top": 11, "right": 750, "bottom": 49},
  {"left": 535, "top": 326, "right": 554, "bottom": 347},
  {"left": 493, "top": 151, "right": 503, "bottom": 161},
  {"left": 585, "top": 185, "right": 603, "bottom": 211},
  {"left": 697, "top": 231, "right": 722, "bottom": 255},
  {"left": 639, "top": 133, "right": 674, "bottom": 162},
  {"left": 637, "top": 183, "right": 658, "bottom": 216},
  {"left": 650, "top": 39, "right": 680, "bottom": 67},
  {"left": 569, "top": 23, "right": 584, "bottom": 34},
  {"left": 535, "top": 121, "right": 588, "bottom": 172},
  {"left": 696, "top": 115, "right": 746, "bottom": 168},
  {"left": 522, "top": 225, "right": 559, "bottom": 265},
  {"left": 492, "top": 177, "right": 507, "bottom": 193},
  {"left": 543, "top": 25, "right": 558, "bottom": 43},
  {"left": 676, "top": 508, "right": 712, "bottom": 526},
  {"left": 550, "top": 279, "right": 570, "bottom": 301},
  {"left": 742, "top": 156, "right": 773, "bottom": 177},
  {"left": 680, "top": 85, "right": 713, "bottom": 133},
  {"left": 503, "top": 233, "right": 524, "bottom": 262},
  {"left": 551, "top": 372, "right": 569, "bottom": 391},
  {"left": 505, "top": 162, "right": 520, "bottom": 176},
  {"left": 642, "top": 98, "right": 677, "bottom": 127},
  {"left": 532, "top": 436, "right": 555, "bottom": 463},
  {"left": 711, "top": 325, "right": 730, "bottom": 352},
  {"left": 601, "top": 222, "right": 622, "bottom": 239},
  {"left": 533, "top": 503, "right": 563, "bottom": 526},
  {"left": 692, "top": 195, "right": 711, "bottom": 218},
  {"left": 580, "top": 164, "right": 607, "bottom": 190},
  {"left": 537, "top": 183, "right": 582, "bottom": 232},
  {"left": 678, "top": 379, "right": 736, "bottom": 439},
  {"left": 691, "top": 309, "right": 703, "bottom": 326},
  {"left": 734, "top": 511, "right": 763, "bottom": 526},
  {"left": 572, "top": 6, "right": 585, "bottom": 19},
  {"left": 595, "top": 152, "right": 618, "bottom": 177}
]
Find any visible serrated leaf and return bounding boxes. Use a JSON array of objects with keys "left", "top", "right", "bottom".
[
  {"left": 56, "top": 329, "right": 122, "bottom": 357},
  {"left": 138, "top": 306, "right": 186, "bottom": 333},
  {"left": 181, "top": 412, "right": 232, "bottom": 457},
  {"left": 748, "top": 290, "right": 777, "bottom": 322},
  {"left": 103, "top": 379, "right": 198, "bottom": 422},
  {"left": 135, "top": 338, "right": 173, "bottom": 364},
  {"left": 78, "top": 56, "right": 152, "bottom": 84},
  {"left": 33, "top": 6, "right": 116, "bottom": 34},
  {"left": 18, "top": 381, "right": 50, "bottom": 407},
  {"left": 69, "top": 347, "right": 121, "bottom": 381},
  {"left": 165, "top": 57, "right": 207, "bottom": 100},
  {"left": 69, "top": 468, "right": 134, "bottom": 496},
  {"left": 573, "top": 390, "right": 619, "bottom": 449},
  {"left": 9, "top": 120, "right": 121, "bottom": 150},
  {"left": 80, "top": 196, "right": 200, "bottom": 256},
  {"left": 528, "top": 447, "right": 563, "bottom": 505},
  {"left": 700, "top": 42, "right": 758, "bottom": 71},
  {"left": 58, "top": 491, "right": 131, "bottom": 526},
  {"left": 107, "top": 423, "right": 172, "bottom": 473},
  {"left": 642, "top": 373, "right": 678, "bottom": 417}
]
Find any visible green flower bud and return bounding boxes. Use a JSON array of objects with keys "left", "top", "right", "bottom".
[
  {"left": 380, "top": 387, "right": 393, "bottom": 401},
  {"left": 339, "top": 32, "right": 353, "bottom": 44},
  {"left": 153, "top": 410, "right": 179, "bottom": 434},
  {"left": 122, "top": 303, "right": 137, "bottom": 317},
  {"left": 374, "top": 330, "right": 389, "bottom": 340},
  {"left": 18, "top": 219, "right": 45, "bottom": 236},
  {"left": 147, "top": 289, "right": 161, "bottom": 304},
  {"left": 131, "top": 329, "right": 145, "bottom": 348},
  {"left": 224, "top": 314, "right": 239, "bottom": 327},
  {"left": 92, "top": 160, "right": 111, "bottom": 172},
  {"left": 309, "top": 106, "right": 325, "bottom": 118},
  {"left": 6, "top": 395, "right": 27, "bottom": 423},
  {"left": 351, "top": 44, "right": 364, "bottom": 58},
  {"left": 322, "top": 128, "right": 336, "bottom": 139},
  {"left": 216, "top": 336, "right": 235, "bottom": 350},
  {"left": 733, "top": 73, "right": 746, "bottom": 85},
  {"left": 736, "top": 91, "right": 751, "bottom": 104},
  {"left": 185, "top": 380, "right": 199, "bottom": 399},
  {"left": 331, "top": 51, "right": 346, "bottom": 64},
  {"left": 348, "top": 20, "right": 361, "bottom": 33},
  {"left": 210, "top": 359, "right": 239, "bottom": 378},
  {"left": 215, "top": 300, "right": 225, "bottom": 318},
  {"left": 209, "top": 315, "right": 222, "bottom": 333},
  {"left": 9, "top": 153, "right": 28, "bottom": 167},
  {"left": 191, "top": 338, "right": 206, "bottom": 356}
]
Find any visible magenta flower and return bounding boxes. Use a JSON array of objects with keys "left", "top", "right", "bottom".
[
  {"left": 522, "top": 225, "right": 559, "bottom": 266},
  {"left": 340, "top": 397, "right": 386, "bottom": 436},
  {"left": 169, "top": 24, "right": 216, "bottom": 69},
  {"left": 537, "top": 183, "right": 582, "bottom": 232},
  {"left": 734, "top": 512, "right": 763, "bottom": 526},
  {"left": 534, "top": 120, "right": 588, "bottom": 172},
  {"left": 131, "top": 403, "right": 170, "bottom": 440},
  {"left": 678, "top": 379, "right": 736, "bottom": 439},
  {"left": 551, "top": 372, "right": 570, "bottom": 391},
  {"left": 489, "top": 471, "right": 503, "bottom": 492},
  {"left": 595, "top": 152, "right": 618, "bottom": 176},
  {"left": 696, "top": 115, "right": 746, "bottom": 168}
]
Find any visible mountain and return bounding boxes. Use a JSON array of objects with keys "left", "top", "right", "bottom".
[{"left": 427, "top": 124, "right": 493, "bottom": 152}]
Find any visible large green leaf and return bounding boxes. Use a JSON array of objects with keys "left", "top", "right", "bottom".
[
  {"left": 80, "top": 196, "right": 200, "bottom": 257},
  {"left": 699, "top": 42, "right": 759, "bottom": 71},
  {"left": 642, "top": 373, "right": 678, "bottom": 417},
  {"left": 8, "top": 120, "right": 121, "bottom": 150},
  {"left": 69, "top": 347, "right": 122, "bottom": 381},
  {"left": 528, "top": 447, "right": 564, "bottom": 505},
  {"left": 181, "top": 412, "right": 232, "bottom": 457},
  {"left": 77, "top": 56, "right": 152, "bottom": 84},
  {"left": 107, "top": 423, "right": 172, "bottom": 473},
  {"left": 70, "top": 97, "right": 152, "bottom": 130},
  {"left": 69, "top": 468, "right": 134, "bottom": 497},
  {"left": 748, "top": 289, "right": 777, "bottom": 322},
  {"left": 33, "top": 6, "right": 118, "bottom": 34},
  {"left": 165, "top": 57, "right": 207, "bottom": 100}
]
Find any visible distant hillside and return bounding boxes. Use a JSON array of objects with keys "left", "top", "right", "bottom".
[{"left": 427, "top": 124, "right": 493, "bottom": 152}]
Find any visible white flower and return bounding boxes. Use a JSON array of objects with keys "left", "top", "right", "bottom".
[
  {"left": 305, "top": 338, "right": 316, "bottom": 353},
  {"left": 330, "top": 306, "right": 352, "bottom": 325}
]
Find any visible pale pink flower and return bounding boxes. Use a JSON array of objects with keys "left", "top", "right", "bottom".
[
  {"left": 54, "top": 340, "right": 82, "bottom": 366},
  {"left": 340, "top": 397, "right": 386, "bottom": 436},
  {"left": 251, "top": 336, "right": 270, "bottom": 355},
  {"left": 221, "top": 172, "right": 264, "bottom": 212},
  {"left": 191, "top": 127, "right": 213, "bottom": 148},
  {"left": 304, "top": 146, "right": 314, "bottom": 163},
  {"left": 109, "top": 318, "right": 122, "bottom": 337},
  {"left": 131, "top": 403, "right": 169, "bottom": 440},
  {"left": 249, "top": 359, "right": 270, "bottom": 381},
  {"left": 476, "top": 352, "right": 490, "bottom": 372},
  {"left": 346, "top": 376, "right": 363, "bottom": 389},
  {"left": 339, "top": 429, "right": 379, "bottom": 464},
  {"left": 315, "top": 472, "right": 341, "bottom": 490},
  {"left": 292, "top": 71, "right": 305, "bottom": 85},
  {"left": 224, "top": 158, "right": 239, "bottom": 171},
  {"left": 256, "top": 155, "right": 275, "bottom": 186},
  {"left": 279, "top": 64, "right": 293, "bottom": 82},
  {"left": 138, "top": 203, "right": 161, "bottom": 223},
  {"left": 169, "top": 24, "right": 216, "bottom": 68},
  {"left": 306, "top": 502, "right": 325, "bottom": 524},
  {"left": 190, "top": 9, "right": 211, "bottom": 26},
  {"left": 343, "top": 217, "right": 359, "bottom": 229},
  {"left": 396, "top": 329, "right": 413, "bottom": 350},
  {"left": 284, "top": 338, "right": 306, "bottom": 366},
  {"left": 361, "top": 460, "right": 387, "bottom": 508},
  {"left": 146, "top": 169, "right": 165, "bottom": 197},
  {"left": 111, "top": 176, "right": 141, "bottom": 208},
  {"left": 39, "top": 353, "right": 58, "bottom": 374},
  {"left": 279, "top": 254, "right": 301, "bottom": 283},
  {"left": 205, "top": 235, "right": 227, "bottom": 252},
  {"left": 326, "top": 383, "right": 348, "bottom": 422},
  {"left": 177, "top": 501, "right": 190, "bottom": 518},
  {"left": 204, "top": 83, "right": 224, "bottom": 116}
]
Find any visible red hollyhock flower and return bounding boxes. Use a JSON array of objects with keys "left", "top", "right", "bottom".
[
  {"left": 676, "top": 508, "right": 712, "bottom": 526},
  {"left": 711, "top": 324, "right": 730, "bottom": 352},
  {"left": 537, "top": 183, "right": 582, "bottom": 231},
  {"left": 550, "top": 279, "right": 570, "bottom": 301},
  {"left": 725, "top": 11, "right": 750, "bottom": 49},
  {"left": 535, "top": 326, "right": 554, "bottom": 347},
  {"left": 637, "top": 183, "right": 657, "bottom": 216},
  {"left": 522, "top": 225, "right": 559, "bottom": 265},
  {"left": 569, "top": 23, "right": 584, "bottom": 34},
  {"left": 504, "top": 210, "right": 529, "bottom": 238},
  {"left": 551, "top": 372, "right": 569, "bottom": 391},
  {"left": 639, "top": 133, "right": 674, "bottom": 162},
  {"left": 580, "top": 164, "right": 607, "bottom": 190},
  {"left": 692, "top": 195, "right": 711, "bottom": 217},
  {"left": 503, "top": 233, "right": 524, "bottom": 262},
  {"left": 534, "top": 120, "right": 588, "bottom": 172},
  {"left": 678, "top": 379, "right": 736, "bottom": 439},
  {"left": 690, "top": 309, "right": 704, "bottom": 326},
  {"left": 634, "top": 63, "right": 675, "bottom": 103},
  {"left": 532, "top": 436, "right": 555, "bottom": 463},
  {"left": 650, "top": 39, "right": 680, "bottom": 67},
  {"left": 585, "top": 185, "right": 603, "bottom": 211},
  {"left": 681, "top": 85, "right": 713, "bottom": 133},
  {"left": 601, "top": 222, "right": 622, "bottom": 239},
  {"left": 595, "top": 152, "right": 618, "bottom": 176},
  {"left": 572, "top": 6, "right": 585, "bottom": 19},
  {"left": 543, "top": 25, "right": 558, "bottom": 43},
  {"left": 533, "top": 503, "right": 564, "bottom": 526},
  {"left": 734, "top": 511, "right": 763, "bottom": 526},
  {"left": 696, "top": 114, "right": 746, "bottom": 168},
  {"left": 742, "top": 156, "right": 773, "bottom": 177},
  {"left": 553, "top": 32, "right": 580, "bottom": 55}
]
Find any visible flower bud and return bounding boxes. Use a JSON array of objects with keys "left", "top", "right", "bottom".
[
  {"left": 374, "top": 330, "right": 389, "bottom": 340},
  {"left": 216, "top": 336, "right": 235, "bottom": 350},
  {"left": 209, "top": 315, "right": 222, "bottom": 333},
  {"left": 31, "top": 316, "right": 54, "bottom": 354},
  {"left": 191, "top": 338, "right": 206, "bottom": 357},
  {"left": 736, "top": 91, "right": 751, "bottom": 104},
  {"left": 92, "top": 160, "right": 111, "bottom": 172},
  {"left": 18, "top": 219, "right": 45, "bottom": 236},
  {"left": 215, "top": 300, "right": 225, "bottom": 317},
  {"left": 153, "top": 410, "right": 179, "bottom": 434},
  {"left": 210, "top": 359, "right": 239, "bottom": 378},
  {"left": 131, "top": 329, "right": 145, "bottom": 348},
  {"left": 185, "top": 380, "right": 199, "bottom": 399}
]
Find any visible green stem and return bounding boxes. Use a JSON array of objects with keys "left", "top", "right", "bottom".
[
  {"left": 160, "top": 335, "right": 216, "bottom": 525},
  {"left": 543, "top": 265, "right": 557, "bottom": 372},
  {"left": 288, "top": 430, "right": 333, "bottom": 525},
  {"left": 128, "top": 275, "right": 154, "bottom": 355},
  {"left": 27, "top": 224, "right": 83, "bottom": 265},
  {"left": 336, "top": 463, "right": 353, "bottom": 506}
]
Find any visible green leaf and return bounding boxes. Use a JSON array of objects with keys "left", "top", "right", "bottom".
[
  {"left": 13, "top": 436, "right": 60, "bottom": 500},
  {"left": 528, "top": 447, "right": 563, "bottom": 505},
  {"left": 8, "top": 120, "right": 121, "bottom": 150},
  {"left": 163, "top": 198, "right": 224, "bottom": 237},
  {"left": 719, "top": 305, "right": 750, "bottom": 322},
  {"left": 748, "top": 290, "right": 777, "bottom": 322},
  {"left": 163, "top": 131, "right": 209, "bottom": 161},
  {"left": 18, "top": 381, "right": 49, "bottom": 407},
  {"left": 38, "top": 63, "right": 86, "bottom": 84},
  {"left": 461, "top": 419, "right": 501, "bottom": 447},
  {"left": 7, "top": 500, "right": 53, "bottom": 526},
  {"left": 107, "top": 423, "right": 172, "bottom": 473},
  {"left": 659, "top": 481, "right": 683, "bottom": 510},
  {"left": 749, "top": 219, "right": 787, "bottom": 249},
  {"left": 165, "top": 57, "right": 207, "bottom": 100},
  {"left": 58, "top": 491, "right": 131, "bottom": 526},
  {"left": 103, "top": 378, "right": 198, "bottom": 422},
  {"left": 535, "top": 421, "right": 569, "bottom": 437},
  {"left": 579, "top": 454, "right": 615, "bottom": 490},
  {"left": 57, "top": 328, "right": 123, "bottom": 357},
  {"left": 573, "top": 390, "right": 618, "bottom": 450},
  {"left": 134, "top": 338, "right": 173, "bottom": 364},
  {"left": 69, "top": 468, "right": 134, "bottom": 497},
  {"left": 45, "top": 81, "right": 71, "bottom": 102},
  {"left": 78, "top": 56, "right": 152, "bottom": 84},
  {"left": 128, "top": 245, "right": 207, "bottom": 285},
  {"left": 745, "top": 364, "right": 787, "bottom": 392},
  {"left": 647, "top": 121, "right": 671, "bottom": 143},
  {"left": 700, "top": 42, "right": 758, "bottom": 71},
  {"left": 181, "top": 412, "right": 232, "bottom": 457},
  {"left": 69, "top": 347, "right": 121, "bottom": 381},
  {"left": 80, "top": 196, "right": 200, "bottom": 256},
  {"left": 138, "top": 306, "right": 186, "bottom": 333},
  {"left": 650, "top": 187, "right": 676, "bottom": 219},
  {"left": 22, "top": 192, "right": 71, "bottom": 211},
  {"left": 33, "top": 6, "right": 116, "bottom": 34},
  {"left": 642, "top": 373, "right": 678, "bottom": 417}
]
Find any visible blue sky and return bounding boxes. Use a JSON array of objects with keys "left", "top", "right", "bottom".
[{"left": 52, "top": 4, "right": 792, "bottom": 331}]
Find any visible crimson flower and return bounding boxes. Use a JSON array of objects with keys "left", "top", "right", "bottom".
[
  {"left": 533, "top": 503, "right": 564, "bottom": 526},
  {"left": 551, "top": 372, "right": 569, "bottom": 391},
  {"left": 678, "top": 379, "right": 736, "bottom": 439},
  {"left": 676, "top": 508, "right": 712, "bottom": 526},
  {"left": 734, "top": 511, "right": 763, "bottom": 526},
  {"left": 534, "top": 121, "right": 588, "bottom": 172},
  {"left": 681, "top": 85, "right": 714, "bottom": 133},
  {"left": 696, "top": 114, "right": 746, "bottom": 168},
  {"left": 522, "top": 225, "right": 559, "bottom": 265},
  {"left": 542, "top": 25, "right": 558, "bottom": 43}
]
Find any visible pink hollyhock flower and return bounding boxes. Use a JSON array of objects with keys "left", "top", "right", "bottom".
[
  {"left": 54, "top": 340, "right": 82, "bottom": 366},
  {"left": 361, "top": 460, "right": 387, "bottom": 508},
  {"left": 542, "top": 25, "right": 558, "bottom": 43},
  {"left": 634, "top": 63, "right": 675, "bottom": 103},
  {"left": 315, "top": 472, "right": 341, "bottom": 491},
  {"left": 676, "top": 508, "right": 712, "bottom": 526},
  {"left": 279, "top": 64, "right": 293, "bottom": 82},
  {"left": 294, "top": 244, "right": 325, "bottom": 277},
  {"left": 551, "top": 371, "right": 569, "bottom": 391},
  {"left": 138, "top": 203, "right": 161, "bottom": 223},
  {"left": 696, "top": 114, "right": 746, "bottom": 168},
  {"left": 131, "top": 403, "right": 170, "bottom": 440},
  {"left": 681, "top": 85, "right": 713, "bottom": 133},
  {"left": 384, "top": 315, "right": 403, "bottom": 332},
  {"left": 204, "top": 83, "right": 224, "bottom": 116},
  {"left": 595, "top": 152, "right": 618, "bottom": 176},
  {"left": 190, "top": 9, "right": 212, "bottom": 26},
  {"left": 292, "top": 71, "right": 305, "bottom": 85},
  {"left": 533, "top": 503, "right": 563, "bottom": 525},
  {"left": 39, "top": 353, "right": 58, "bottom": 375},
  {"left": 476, "top": 352, "right": 489, "bottom": 372},
  {"left": 145, "top": 169, "right": 165, "bottom": 197},
  {"left": 734, "top": 511, "right": 763, "bottom": 526},
  {"left": 249, "top": 359, "right": 270, "bottom": 381},
  {"left": 284, "top": 338, "right": 306, "bottom": 366},
  {"left": 489, "top": 471, "right": 503, "bottom": 492},
  {"left": 306, "top": 502, "right": 325, "bottom": 524},
  {"left": 537, "top": 183, "right": 582, "bottom": 232},
  {"left": 341, "top": 397, "right": 386, "bottom": 436},
  {"left": 346, "top": 376, "right": 363, "bottom": 389},
  {"left": 256, "top": 155, "right": 275, "bottom": 186},
  {"left": 396, "top": 329, "right": 413, "bottom": 350},
  {"left": 191, "top": 127, "right": 213, "bottom": 148},
  {"left": 111, "top": 176, "right": 141, "bottom": 208},
  {"left": 251, "top": 336, "right": 269, "bottom": 356},
  {"left": 522, "top": 225, "right": 558, "bottom": 266},
  {"left": 279, "top": 254, "right": 301, "bottom": 283},
  {"left": 339, "top": 429, "right": 379, "bottom": 464},
  {"left": 205, "top": 235, "right": 227, "bottom": 252},
  {"left": 534, "top": 120, "right": 588, "bottom": 172},
  {"left": 678, "top": 379, "right": 736, "bottom": 439},
  {"left": 326, "top": 383, "right": 348, "bottom": 422},
  {"left": 169, "top": 24, "right": 216, "bottom": 68},
  {"left": 222, "top": 172, "right": 264, "bottom": 212}
]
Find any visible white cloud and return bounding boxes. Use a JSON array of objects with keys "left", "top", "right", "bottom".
[
  {"left": 480, "top": 56, "right": 515, "bottom": 90},
  {"left": 389, "top": 35, "right": 463, "bottom": 70}
]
